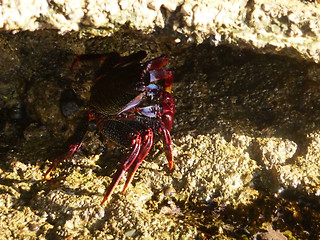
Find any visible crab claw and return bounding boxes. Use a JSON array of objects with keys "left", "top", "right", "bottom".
[
  {"left": 161, "top": 91, "right": 175, "bottom": 131},
  {"left": 146, "top": 56, "right": 170, "bottom": 71}
]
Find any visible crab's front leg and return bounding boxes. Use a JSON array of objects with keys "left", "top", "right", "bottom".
[
  {"left": 44, "top": 113, "right": 89, "bottom": 180},
  {"left": 98, "top": 119, "right": 153, "bottom": 205},
  {"left": 122, "top": 127, "right": 153, "bottom": 194}
]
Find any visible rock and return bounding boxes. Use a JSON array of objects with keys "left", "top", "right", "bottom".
[
  {"left": 1, "top": 1, "right": 320, "bottom": 238},
  {"left": 1, "top": 1, "right": 320, "bottom": 62}
]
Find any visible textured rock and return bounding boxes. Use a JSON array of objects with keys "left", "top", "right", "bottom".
[
  {"left": 1, "top": 1, "right": 320, "bottom": 239},
  {"left": 1, "top": 31, "right": 320, "bottom": 238},
  {"left": 1, "top": 0, "right": 320, "bottom": 61}
]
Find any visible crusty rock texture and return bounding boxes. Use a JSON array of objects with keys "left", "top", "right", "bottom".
[
  {"left": 1, "top": 0, "right": 320, "bottom": 239},
  {"left": 1, "top": 0, "right": 320, "bottom": 62}
]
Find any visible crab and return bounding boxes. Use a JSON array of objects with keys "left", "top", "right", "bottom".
[{"left": 44, "top": 51, "right": 175, "bottom": 206}]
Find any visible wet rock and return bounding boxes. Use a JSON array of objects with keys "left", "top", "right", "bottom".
[
  {"left": 0, "top": 30, "right": 320, "bottom": 239},
  {"left": 60, "top": 89, "right": 83, "bottom": 117}
]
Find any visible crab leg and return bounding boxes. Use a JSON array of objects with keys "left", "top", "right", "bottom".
[
  {"left": 100, "top": 135, "right": 142, "bottom": 206},
  {"left": 44, "top": 114, "right": 88, "bottom": 181},
  {"left": 122, "top": 129, "right": 153, "bottom": 194},
  {"left": 71, "top": 52, "right": 120, "bottom": 70},
  {"left": 159, "top": 124, "right": 174, "bottom": 170},
  {"left": 44, "top": 144, "right": 82, "bottom": 180}
]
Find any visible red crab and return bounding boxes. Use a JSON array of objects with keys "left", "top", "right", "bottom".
[{"left": 44, "top": 51, "right": 175, "bottom": 206}]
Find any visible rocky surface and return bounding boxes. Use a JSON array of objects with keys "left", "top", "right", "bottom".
[
  {"left": 1, "top": 0, "right": 320, "bottom": 239},
  {"left": 1, "top": 0, "right": 320, "bottom": 62},
  {"left": 1, "top": 29, "right": 320, "bottom": 239}
]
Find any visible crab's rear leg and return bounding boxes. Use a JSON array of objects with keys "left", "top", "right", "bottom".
[
  {"left": 71, "top": 52, "right": 119, "bottom": 70},
  {"left": 44, "top": 114, "right": 89, "bottom": 180},
  {"left": 71, "top": 51, "right": 147, "bottom": 72},
  {"left": 44, "top": 144, "right": 82, "bottom": 181}
]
